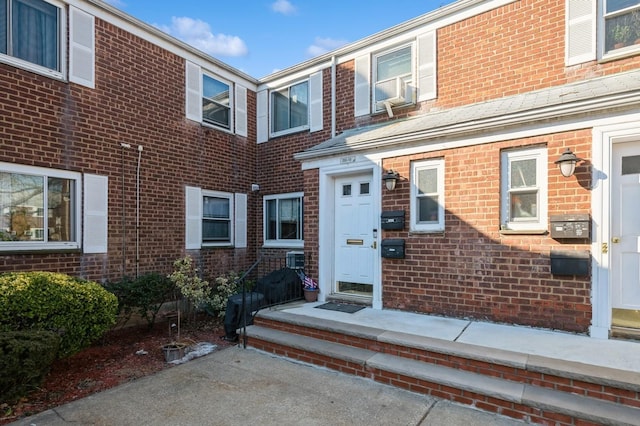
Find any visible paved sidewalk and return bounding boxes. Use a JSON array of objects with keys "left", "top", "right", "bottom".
[{"left": 12, "top": 346, "right": 526, "bottom": 426}]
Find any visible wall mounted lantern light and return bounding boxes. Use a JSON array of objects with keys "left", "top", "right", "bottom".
[
  {"left": 382, "top": 170, "right": 400, "bottom": 191},
  {"left": 554, "top": 148, "right": 583, "bottom": 178}
]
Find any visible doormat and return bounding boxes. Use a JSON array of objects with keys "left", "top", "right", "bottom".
[{"left": 314, "top": 302, "right": 365, "bottom": 314}]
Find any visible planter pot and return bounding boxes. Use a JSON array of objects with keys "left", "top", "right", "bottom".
[
  {"left": 162, "top": 343, "right": 187, "bottom": 362},
  {"left": 303, "top": 289, "right": 318, "bottom": 302}
]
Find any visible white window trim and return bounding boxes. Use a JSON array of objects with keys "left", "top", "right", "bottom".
[
  {"left": 263, "top": 192, "right": 304, "bottom": 248},
  {"left": 410, "top": 159, "right": 445, "bottom": 233},
  {"left": 202, "top": 190, "right": 234, "bottom": 247},
  {"left": 500, "top": 147, "right": 548, "bottom": 232},
  {"left": 600, "top": 0, "right": 640, "bottom": 60},
  {"left": 0, "top": 162, "right": 81, "bottom": 251},
  {"left": 201, "top": 71, "right": 234, "bottom": 133},
  {"left": 269, "top": 79, "right": 310, "bottom": 138},
  {"left": 0, "top": 0, "right": 67, "bottom": 81},
  {"left": 372, "top": 42, "right": 416, "bottom": 113}
]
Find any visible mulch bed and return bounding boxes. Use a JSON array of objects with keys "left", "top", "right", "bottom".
[{"left": 0, "top": 317, "right": 233, "bottom": 424}]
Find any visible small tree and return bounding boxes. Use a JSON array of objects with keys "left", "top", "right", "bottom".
[{"left": 168, "top": 256, "right": 210, "bottom": 340}]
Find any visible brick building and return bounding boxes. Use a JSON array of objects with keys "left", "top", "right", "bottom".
[{"left": 2, "top": 0, "right": 639, "bottom": 339}]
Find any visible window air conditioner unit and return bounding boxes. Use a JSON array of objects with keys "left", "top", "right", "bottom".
[
  {"left": 286, "top": 251, "right": 305, "bottom": 269},
  {"left": 375, "top": 77, "right": 408, "bottom": 109}
]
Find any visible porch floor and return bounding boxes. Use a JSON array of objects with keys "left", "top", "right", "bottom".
[{"left": 270, "top": 301, "right": 640, "bottom": 373}]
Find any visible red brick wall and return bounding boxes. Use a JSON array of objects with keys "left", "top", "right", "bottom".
[
  {"left": 255, "top": 68, "right": 332, "bottom": 258},
  {"left": 380, "top": 131, "right": 592, "bottom": 332},
  {"left": 335, "top": 0, "right": 640, "bottom": 134},
  {"left": 0, "top": 18, "right": 257, "bottom": 282}
]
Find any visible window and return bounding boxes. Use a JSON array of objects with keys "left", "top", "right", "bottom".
[
  {"left": 604, "top": 0, "right": 640, "bottom": 54},
  {"left": 373, "top": 44, "right": 413, "bottom": 111},
  {"left": 185, "top": 186, "right": 246, "bottom": 249},
  {"left": 500, "top": 147, "right": 548, "bottom": 232},
  {"left": 271, "top": 80, "right": 309, "bottom": 135},
  {"left": 410, "top": 159, "right": 445, "bottom": 232},
  {"left": 264, "top": 193, "right": 303, "bottom": 247},
  {"left": 202, "top": 74, "right": 231, "bottom": 129},
  {"left": 202, "top": 191, "right": 233, "bottom": 245},
  {"left": 0, "top": 163, "right": 80, "bottom": 250},
  {"left": 0, "top": 0, "right": 62, "bottom": 73}
]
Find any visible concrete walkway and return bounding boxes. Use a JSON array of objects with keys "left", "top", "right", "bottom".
[{"left": 13, "top": 346, "right": 526, "bottom": 426}]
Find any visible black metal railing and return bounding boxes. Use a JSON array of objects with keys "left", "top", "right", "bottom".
[{"left": 236, "top": 255, "right": 309, "bottom": 348}]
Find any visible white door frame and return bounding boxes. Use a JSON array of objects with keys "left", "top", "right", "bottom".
[
  {"left": 591, "top": 122, "right": 640, "bottom": 339},
  {"left": 318, "top": 160, "right": 383, "bottom": 309}
]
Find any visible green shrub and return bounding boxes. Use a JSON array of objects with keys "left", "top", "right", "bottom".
[
  {"left": 0, "top": 330, "right": 60, "bottom": 403},
  {"left": 206, "top": 271, "right": 242, "bottom": 318},
  {"left": 0, "top": 272, "right": 118, "bottom": 358},
  {"left": 105, "top": 273, "right": 175, "bottom": 329}
]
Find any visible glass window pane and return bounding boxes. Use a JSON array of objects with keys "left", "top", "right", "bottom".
[
  {"left": 605, "top": 12, "right": 640, "bottom": 51},
  {"left": 279, "top": 198, "right": 300, "bottom": 240},
  {"left": 272, "top": 89, "right": 289, "bottom": 132},
  {"left": 289, "top": 82, "right": 308, "bottom": 128},
  {"left": 12, "top": 0, "right": 59, "bottom": 70},
  {"left": 360, "top": 182, "right": 369, "bottom": 195},
  {"left": 510, "top": 191, "right": 538, "bottom": 221},
  {"left": 202, "top": 220, "right": 229, "bottom": 241},
  {"left": 47, "top": 177, "right": 73, "bottom": 241},
  {"left": 0, "top": 172, "right": 44, "bottom": 241},
  {"left": 622, "top": 155, "right": 640, "bottom": 174},
  {"left": 203, "top": 197, "right": 229, "bottom": 219},
  {"left": 606, "top": 0, "right": 640, "bottom": 13},
  {"left": 279, "top": 198, "right": 297, "bottom": 221},
  {"left": 202, "top": 75, "right": 230, "bottom": 128},
  {"left": 376, "top": 46, "right": 411, "bottom": 81},
  {"left": 510, "top": 159, "right": 536, "bottom": 188},
  {"left": 342, "top": 184, "right": 351, "bottom": 196},
  {"left": 0, "top": 0, "right": 7, "bottom": 55},
  {"left": 418, "top": 196, "right": 439, "bottom": 223},
  {"left": 417, "top": 168, "right": 437, "bottom": 194},
  {"left": 266, "top": 199, "right": 277, "bottom": 240}
]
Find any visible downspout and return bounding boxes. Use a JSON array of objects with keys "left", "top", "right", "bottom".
[
  {"left": 136, "top": 145, "right": 143, "bottom": 278},
  {"left": 331, "top": 55, "right": 336, "bottom": 138},
  {"left": 120, "top": 142, "right": 131, "bottom": 278}
]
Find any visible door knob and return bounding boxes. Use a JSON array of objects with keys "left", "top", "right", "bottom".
[{"left": 612, "top": 237, "right": 621, "bottom": 243}]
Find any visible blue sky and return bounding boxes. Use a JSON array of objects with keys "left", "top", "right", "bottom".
[{"left": 104, "top": 0, "right": 454, "bottom": 78}]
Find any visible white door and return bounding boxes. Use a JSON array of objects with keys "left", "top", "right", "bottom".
[
  {"left": 334, "top": 173, "right": 376, "bottom": 296},
  {"left": 611, "top": 141, "right": 640, "bottom": 317}
]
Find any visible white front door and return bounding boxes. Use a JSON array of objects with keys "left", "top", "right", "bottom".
[
  {"left": 334, "top": 173, "right": 376, "bottom": 296},
  {"left": 611, "top": 140, "right": 640, "bottom": 322}
]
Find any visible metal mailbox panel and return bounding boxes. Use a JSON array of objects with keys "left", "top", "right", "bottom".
[
  {"left": 381, "top": 239, "right": 405, "bottom": 259},
  {"left": 550, "top": 214, "right": 590, "bottom": 239},
  {"left": 381, "top": 210, "right": 405, "bottom": 230},
  {"left": 550, "top": 250, "right": 590, "bottom": 276}
]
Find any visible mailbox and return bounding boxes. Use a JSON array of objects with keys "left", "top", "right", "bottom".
[
  {"left": 550, "top": 214, "right": 590, "bottom": 239},
  {"left": 381, "top": 239, "right": 405, "bottom": 259},
  {"left": 381, "top": 210, "right": 405, "bottom": 230},
  {"left": 550, "top": 250, "right": 589, "bottom": 276}
]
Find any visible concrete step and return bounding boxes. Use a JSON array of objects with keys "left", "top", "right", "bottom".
[{"left": 246, "top": 310, "right": 640, "bottom": 425}]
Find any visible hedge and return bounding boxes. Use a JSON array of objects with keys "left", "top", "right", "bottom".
[
  {"left": 0, "top": 272, "right": 118, "bottom": 358},
  {"left": 0, "top": 330, "right": 60, "bottom": 403}
]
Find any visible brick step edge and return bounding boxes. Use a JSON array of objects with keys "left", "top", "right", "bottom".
[
  {"left": 254, "top": 309, "right": 640, "bottom": 392},
  {"left": 245, "top": 325, "right": 640, "bottom": 426}
]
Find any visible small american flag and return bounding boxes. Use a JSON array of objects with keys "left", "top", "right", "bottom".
[{"left": 303, "top": 275, "right": 318, "bottom": 290}]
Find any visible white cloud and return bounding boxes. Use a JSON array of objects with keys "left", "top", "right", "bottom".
[
  {"left": 272, "top": 0, "right": 296, "bottom": 15},
  {"left": 306, "top": 37, "right": 348, "bottom": 57},
  {"left": 158, "top": 17, "right": 248, "bottom": 57}
]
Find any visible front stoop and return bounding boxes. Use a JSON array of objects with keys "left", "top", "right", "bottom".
[{"left": 245, "top": 310, "right": 640, "bottom": 426}]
